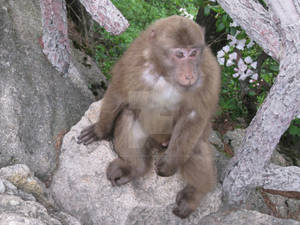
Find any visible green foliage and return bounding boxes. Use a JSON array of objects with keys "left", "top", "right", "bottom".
[
  {"left": 288, "top": 119, "right": 300, "bottom": 137},
  {"left": 219, "top": 67, "right": 247, "bottom": 119}
]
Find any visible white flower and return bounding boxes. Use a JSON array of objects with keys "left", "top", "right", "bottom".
[
  {"left": 239, "top": 72, "right": 248, "bottom": 80},
  {"left": 297, "top": 114, "right": 300, "bottom": 119},
  {"left": 217, "top": 50, "right": 225, "bottom": 58},
  {"left": 236, "top": 39, "right": 246, "bottom": 50},
  {"left": 179, "top": 8, "right": 187, "bottom": 13},
  {"left": 238, "top": 59, "right": 247, "bottom": 72},
  {"left": 218, "top": 57, "right": 225, "bottom": 65},
  {"left": 230, "top": 21, "right": 238, "bottom": 27},
  {"left": 233, "top": 73, "right": 239, "bottom": 78},
  {"left": 227, "top": 34, "right": 237, "bottom": 47},
  {"left": 250, "top": 61, "right": 257, "bottom": 69},
  {"left": 226, "top": 59, "right": 234, "bottom": 67},
  {"left": 251, "top": 73, "right": 258, "bottom": 80},
  {"left": 229, "top": 52, "right": 237, "bottom": 60},
  {"left": 249, "top": 79, "right": 254, "bottom": 83},
  {"left": 244, "top": 56, "right": 253, "bottom": 64},
  {"left": 179, "top": 8, "right": 194, "bottom": 20},
  {"left": 229, "top": 40, "right": 236, "bottom": 47},
  {"left": 246, "top": 69, "right": 254, "bottom": 77},
  {"left": 222, "top": 45, "right": 230, "bottom": 53},
  {"left": 247, "top": 40, "right": 255, "bottom": 48}
]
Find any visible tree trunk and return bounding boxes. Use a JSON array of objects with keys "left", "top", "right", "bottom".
[{"left": 217, "top": 0, "right": 300, "bottom": 204}]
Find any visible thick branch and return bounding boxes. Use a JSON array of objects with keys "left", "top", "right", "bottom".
[
  {"left": 217, "top": 0, "right": 281, "bottom": 60},
  {"left": 40, "top": 0, "right": 71, "bottom": 74},
  {"left": 79, "top": 0, "right": 129, "bottom": 35},
  {"left": 223, "top": 53, "right": 300, "bottom": 204},
  {"left": 269, "top": 0, "right": 300, "bottom": 26},
  {"left": 263, "top": 164, "right": 300, "bottom": 191}
]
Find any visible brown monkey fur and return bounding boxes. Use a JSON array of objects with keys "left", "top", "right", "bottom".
[{"left": 78, "top": 15, "right": 220, "bottom": 218}]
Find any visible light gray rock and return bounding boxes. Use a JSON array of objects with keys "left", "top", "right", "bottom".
[
  {"left": 199, "top": 209, "right": 300, "bottom": 225},
  {"left": 223, "top": 128, "right": 246, "bottom": 153},
  {"left": 214, "top": 147, "right": 230, "bottom": 183},
  {"left": 51, "top": 100, "right": 222, "bottom": 225},
  {"left": 0, "top": 194, "right": 60, "bottom": 225},
  {"left": 71, "top": 47, "right": 108, "bottom": 98},
  {"left": 266, "top": 193, "right": 300, "bottom": 221},
  {"left": 0, "top": 164, "right": 53, "bottom": 206},
  {"left": 210, "top": 130, "right": 224, "bottom": 151},
  {"left": 0, "top": 179, "right": 5, "bottom": 194},
  {"left": 0, "top": 0, "right": 97, "bottom": 180},
  {"left": 223, "top": 129, "right": 300, "bottom": 221},
  {"left": 0, "top": 194, "right": 81, "bottom": 225},
  {"left": 0, "top": 164, "right": 81, "bottom": 225}
]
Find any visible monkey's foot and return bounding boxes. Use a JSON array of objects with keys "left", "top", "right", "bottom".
[
  {"left": 173, "top": 186, "right": 197, "bottom": 219},
  {"left": 106, "top": 159, "right": 134, "bottom": 186},
  {"left": 155, "top": 155, "right": 177, "bottom": 177}
]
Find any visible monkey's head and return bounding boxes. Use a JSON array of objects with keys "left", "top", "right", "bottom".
[{"left": 146, "top": 16, "right": 206, "bottom": 89}]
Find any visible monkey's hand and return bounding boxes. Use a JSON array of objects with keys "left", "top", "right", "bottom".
[
  {"left": 155, "top": 154, "right": 178, "bottom": 177},
  {"left": 77, "top": 124, "right": 99, "bottom": 145}
]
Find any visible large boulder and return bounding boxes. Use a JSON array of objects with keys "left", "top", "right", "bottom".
[
  {"left": 51, "top": 100, "right": 223, "bottom": 225},
  {"left": 0, "top": 0, "right": 103, "bottom": 180}
]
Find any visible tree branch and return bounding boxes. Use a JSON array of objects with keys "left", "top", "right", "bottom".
[
  {"left": 223, "top": 52, "right": 300, "bottom": 204},
  {"left": 217, "top": 0, "right": 281, "bottom": 60},
  {"left": 263, "top": 164, "right": 300, "bottom": 191},
  {"left": 78, "top": 0, "right": 129, "bottom": 35},
  {"left": 269, "top": 0, "right": 300, "bottom": 26},
  {"left": 40, "top": 0, "right": 71, "bottom": 74}
]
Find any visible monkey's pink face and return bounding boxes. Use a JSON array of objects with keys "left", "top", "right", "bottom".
[{"left": 170, "top": 47, "right": 202, "bottom": 87}]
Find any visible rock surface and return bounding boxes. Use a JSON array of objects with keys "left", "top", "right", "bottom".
[
  {"left": 0, "top": 0, "right": 99, "bottom": 180},
  {"left": 199, "top": 209, "right": 300, "bottom": 225},
  {"left": 0, "top": 164, "right": 81, "bottom": 225},
  {"left": 51, "top": 100, "right": 223, "bottom": 225},
  {"left": 224, "top": 128, "right": 300, "bottom": 221}
]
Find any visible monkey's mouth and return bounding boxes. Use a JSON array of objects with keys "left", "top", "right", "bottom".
[{"left": 178, "top": 77, "right": 200, "bottom": 89}]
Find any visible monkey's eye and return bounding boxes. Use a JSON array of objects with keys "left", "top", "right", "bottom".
[
  {"left": 175, "top": 51, "right": 184, "bottom": 58},
  {"left": 189, "top": 50, "right": 198, "bottom": 57}
]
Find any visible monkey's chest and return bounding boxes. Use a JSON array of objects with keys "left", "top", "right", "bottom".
[
  {"left": 132, "top": 75, "right": 182, "bottom": 141},
  {"left": 138, "top": 108, "right": 175, "bottom": 136}
]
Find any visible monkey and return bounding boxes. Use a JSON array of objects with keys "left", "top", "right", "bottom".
[{"left": 78, "top": 15, "right": 220, "bottom": 218}]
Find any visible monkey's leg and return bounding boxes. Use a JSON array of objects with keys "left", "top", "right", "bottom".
[
  {"left": 173, "top": 140, "right": 216, "bottom": 218},
  {"left": 107, "top": 109, "right": 151, "bottom": 186}
]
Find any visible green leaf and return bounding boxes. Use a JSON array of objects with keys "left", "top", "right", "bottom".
[
  {"left": 230, "top": 27, "right": 237, "bottom": 36},
  {"left": 204, "top": 6, "right": 210, "bottom": 16},
  {"left": 294, "top": 119, "right": 300, "bottom": 125},
  {"left": 248, "top": 91, "right": 256, "bottom": 96},
  {"left": 216, "top": 23, "right": 225, "bottom": 32},
  {"left": 222, "top": 14, "right": 228, "bottom": 24},
  {"left": 289, "top": 125, "right": 300, "bottom": 136},
  {"left": 236, "top": 31, "right": 246, "bottom": 40},
  {"left": 270, "top": 65, "right": 279, "bottom": 72}
]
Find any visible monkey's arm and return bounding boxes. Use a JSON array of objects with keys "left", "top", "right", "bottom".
[
  {"left": 78, "top": 88, "right": 127, "bottom": 145},
  {"left": 156, "top": 114, "right": 209, "bottom": 177}
]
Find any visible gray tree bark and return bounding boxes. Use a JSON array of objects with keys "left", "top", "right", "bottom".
[
  {"left": 217, "top": 0, "right": 300, "bottom": 204},
  {"left": 40, "top": 0, "right": 128, "bottom": 74}
]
